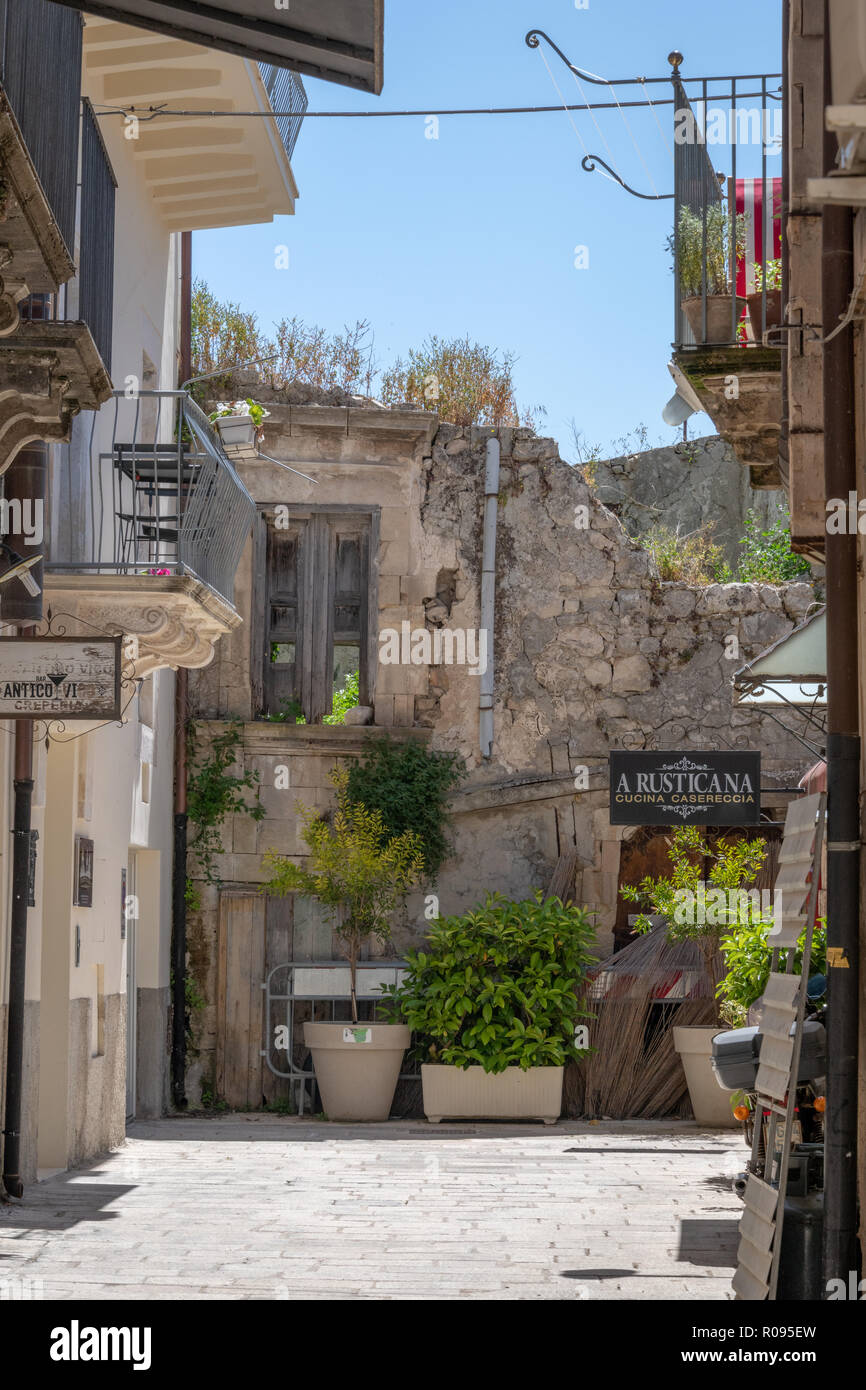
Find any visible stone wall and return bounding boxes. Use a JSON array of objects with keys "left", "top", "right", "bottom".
[
  {"left": 186, "top": 400, "right": 817, "bottom": 1102},
  {"left": 588, "top": 434, "right": 787, "bottom": 566}
]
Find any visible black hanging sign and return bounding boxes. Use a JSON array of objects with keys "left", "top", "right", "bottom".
[{"left": 609, "top": 750, "right": 762, "bottom": 826}]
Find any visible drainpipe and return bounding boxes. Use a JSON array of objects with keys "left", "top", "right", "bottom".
[
  {"left": 778, "top": 0, "right": 790, "bottom": 495},
  {"left": 170, "top": 230, "right": 192, "bottom": 1110},
  {"left": 171, "top": 670, "right": 188, "bottom": 1111},
  {"left": 821, "top": 10, "right": 860, "bottom": 1288},
  {"left": 1, "top": 444, "right": 45, "bottom": 1196},
  {"left": 1, "top": 714, "right": 34, "bottom": 1198},
  {"left": 479, "top": 436, "right": 500, "bottom": 759}
]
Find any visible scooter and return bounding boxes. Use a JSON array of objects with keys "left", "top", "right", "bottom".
[{"left": 711, "top": 975, "right": 827, "bottom": 1199}]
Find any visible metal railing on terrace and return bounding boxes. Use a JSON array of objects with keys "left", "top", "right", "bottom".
[
  {"left": 672, "top": 66, "right": 783, "bottom": 352},
  {"left": 0, "top": 0, "right": 83, "bottom": 255},
  {"left": 46, "top": 392, "right": 256, "bottom": 607},
  {"left": 78, "top": 99, "right": 116, "bottom": 372},
  {"left": 259, "top": 62, "right": 308, "bottom": 162}
]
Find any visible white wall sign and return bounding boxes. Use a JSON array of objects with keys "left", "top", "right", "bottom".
[{"left": 0, "top": 637, "right": 122, "bottom": 719}]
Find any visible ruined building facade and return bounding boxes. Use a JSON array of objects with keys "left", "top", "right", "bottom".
[{"left": 185, "top": 394, "right": 816, "bottom": 1106}]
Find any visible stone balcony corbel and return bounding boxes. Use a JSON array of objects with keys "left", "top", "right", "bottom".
[
  {"left": 0, "top": 322, "right": 113, "bottom": 474},
  {"left": 671, "top": 346, "right": 783, "bottom": 488},
  {"left": 42, "top": 573, "right": 243, "bottom": 678}
]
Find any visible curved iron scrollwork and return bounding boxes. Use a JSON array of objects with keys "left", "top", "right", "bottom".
[
  {"left": 581, "top": 153, "right": 673, "bottom": 200},
  {"left": 525, "top": 28, "right": 599, "bottom": 79}
]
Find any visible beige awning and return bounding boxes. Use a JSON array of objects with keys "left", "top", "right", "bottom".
[{"left": 732, "top": 606, "right": 826, "bottom": 706}]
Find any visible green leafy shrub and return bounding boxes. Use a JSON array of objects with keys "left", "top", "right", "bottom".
[
  {"left": 735, "top": 506, "right": 811, "bottom": 583},
  {"left": 264, "top": 769, "right": 425, "bottom": 1022},
  {"left": 343, "top": 738, "right": 465, "bottom": 877},
  {"left": 753, "top": 258, "right": 782, "bottom": 292},
  {"left": 381, "top": 893, "right": 596, "bottom": 1072},
  {"left": 621, "top": 826, "right": 770, "bottom": 1014},
  {"left": 323, "top": 670, "right": 360, "bottom": 726},
  {"left": 719, "top": 916, "right": 826, "bottom": 1027}
]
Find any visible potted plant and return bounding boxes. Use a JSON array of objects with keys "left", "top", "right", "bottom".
[
  {"left": 621, "top": 826, "right": 770, "bottom": 1127},
  {"left": 746, "top": 257, "right": 783, "bottom": 341},
  {"left": 263, "top": 769, "right": 424, "bottom": 1121},
  {"left": 717, "top": 914, "right": 826, "bottom": 1029},
  {"left": 208, "top": 398, "right": 270, "bottom": 458},
  {"left": 382, "top": 893, "right": 595, "bottom": 1123},
  {"left": 669, "top": 204, "right": 749, "bottom": 344}
]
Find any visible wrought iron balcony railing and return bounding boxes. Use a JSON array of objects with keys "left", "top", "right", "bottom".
[
  {"left": 0, "top": 0, "right": 83, "bottom": 256},
  {"left": 46, "top": 391, "right": 256, "bottom": 607},
  {"left": 672, "top": 67, "right": 783, "bottom": 352},
  {"left": 78, "top": 99, "right": 116, "bottom": 373},
  {"left": 259, "top": 62, "right": 308, "bottom": 163}
]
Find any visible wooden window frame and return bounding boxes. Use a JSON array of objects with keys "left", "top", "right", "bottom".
[{"left": 251, "top": 502, "right": 380, "bottom": 722}]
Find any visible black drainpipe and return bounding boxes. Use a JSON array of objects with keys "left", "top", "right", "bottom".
[
  {"left": 821, "top": 3, "right": 861, "bottom": 1290},
  {"left": 171, "top": 670, "right": 188, "bottom": 1110},
  {"left": 1, "top": 443, "right": 46, "bottom": 1196},
  {"left": 170, "top": 231, "right": 192, "bottom": 1109},
  {"left": 2, "top": 717, "right": 34, "bottom": 1198}
]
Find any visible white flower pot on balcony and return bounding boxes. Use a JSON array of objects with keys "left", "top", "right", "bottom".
[{"left": 214, "top": 414, "right": 259, "bottom": 459}]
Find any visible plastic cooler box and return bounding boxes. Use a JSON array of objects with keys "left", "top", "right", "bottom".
[{"left": 710, "top": 1020, "right": 826, "bottom": 1092}]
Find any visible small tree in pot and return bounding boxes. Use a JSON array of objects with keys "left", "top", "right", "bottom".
[{"left": 264, "top": 768, "right": 424, "bottom": 1120}]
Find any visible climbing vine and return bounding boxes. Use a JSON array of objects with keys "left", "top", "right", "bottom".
[{"left": 186, "top": 721, "right": 265, "bottom": 901}]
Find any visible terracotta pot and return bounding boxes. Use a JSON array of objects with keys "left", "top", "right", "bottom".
[
  {"left": 304, "top": 1021, "right": 408, "bottom": 1121},
  {"left": 421, "top": 1063, "right": 564, "bottom": 1124},
  {"left": 747, "top": 288, "right": 783, "bottom": 341},
  {"left": 673, "top": 1026, "right": 739, "bottom": 1127},
  {"left": 682, "top": 294, "right": 747, "bottom": 346}
]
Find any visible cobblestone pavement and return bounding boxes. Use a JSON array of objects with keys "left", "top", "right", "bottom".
[{"left": 0, "top": 1117, "right": 745, "bottom": 1300}]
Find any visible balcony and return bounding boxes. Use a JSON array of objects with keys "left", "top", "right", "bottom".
[
  {"left": 45, "top": 392, "right": 255, "bottom": 675},
  {"left": 53, "top": 0, "right": 383, "bottom": 92},
  {"left": 0, "top": 3, "right": 114, "bottom": 475},
  {"left": 258, "top": 64, "right": 308, "bottom": 164},
  {"left": 82, "top": 17, "right": 301, "bottom": 232},
  {"left": 0, "top": 0, "right": 81, "bottom": 298},
  {"left": 668, "top": 67, "right": 783, "bottom": 488}
]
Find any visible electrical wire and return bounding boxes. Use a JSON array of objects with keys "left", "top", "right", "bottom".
[
  {"left": 90, "top": 90, "right": 780, "bottom": 122},
  {"left": 534, "top": 44, "right": 618, "bottom": 184},
  {"left": 641, "top": 78, "right": 674, "bottom": 155},
  {"left": 580, "top": 66, "right": 660, "bottom": 198}
]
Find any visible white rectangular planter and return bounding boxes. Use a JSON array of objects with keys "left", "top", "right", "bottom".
[
  {"left": 214, "top": 414, "right": 258, "bottom": 459},
  {"left": 421, "top": 1063, "right": 563, "bottom": 1124}
]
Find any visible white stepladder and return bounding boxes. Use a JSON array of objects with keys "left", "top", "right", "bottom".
[{"left": 732, "top": 790, "right": 826, "bottom": 1301}]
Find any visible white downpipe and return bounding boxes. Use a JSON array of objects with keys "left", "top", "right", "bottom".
[{"left": 479, "top": 436, "right": 500, "bottom": 759}]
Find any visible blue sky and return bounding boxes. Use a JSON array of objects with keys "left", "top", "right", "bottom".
[{"left": 193, "top": 0, "right": 782, "bottom": 460}]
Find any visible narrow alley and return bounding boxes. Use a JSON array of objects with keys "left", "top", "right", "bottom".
[{"left": 1, "top": 1120, "right": 741, "bottom": 1301}]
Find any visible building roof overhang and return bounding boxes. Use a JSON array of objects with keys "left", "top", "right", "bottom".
[{"left": 66, "top": 0, "right": 383, "bottom": 91}]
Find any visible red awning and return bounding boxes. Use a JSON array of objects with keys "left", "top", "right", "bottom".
[{"left": 799, "top": 760, "right": 827, "bottom": 793}]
